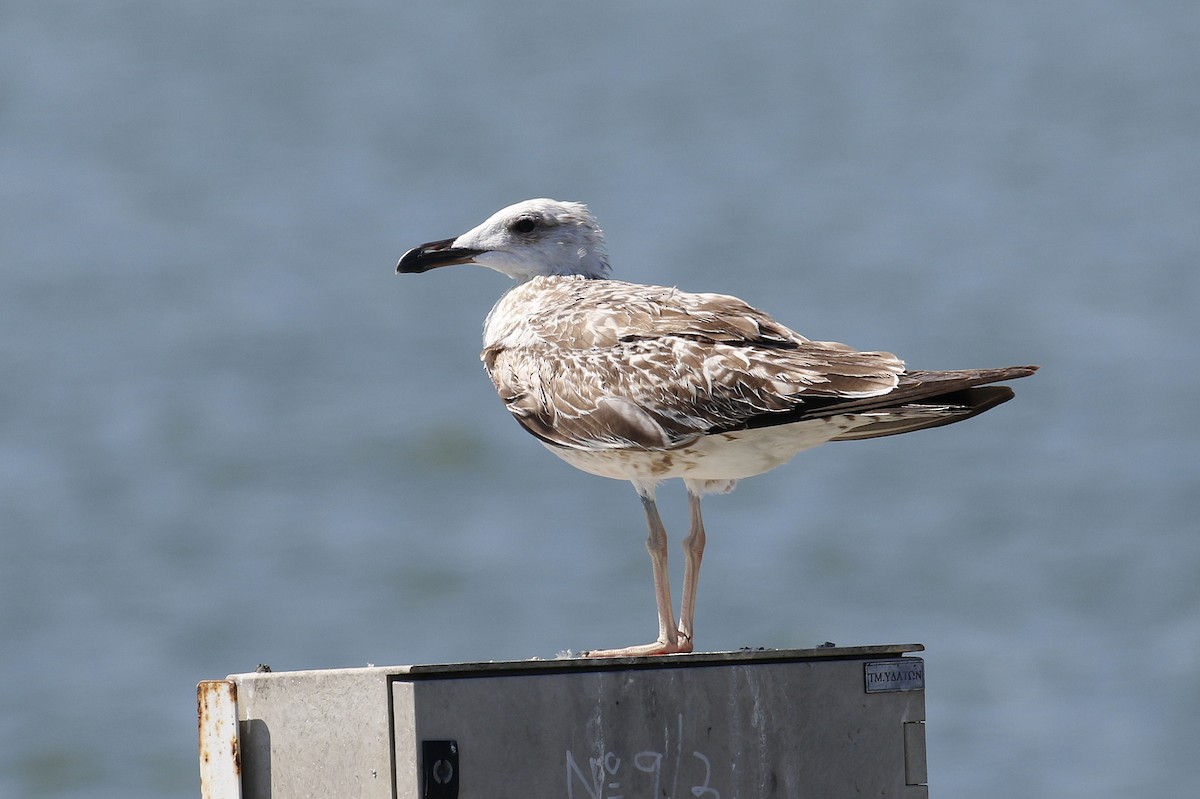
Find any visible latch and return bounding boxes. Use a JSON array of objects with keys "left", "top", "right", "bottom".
[{"left": 422, "top": 740, "right": 459, "bottom": 799}]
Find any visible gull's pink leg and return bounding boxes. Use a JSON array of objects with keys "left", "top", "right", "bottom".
[
  {"left": 677, "top": 490, "right": 707, "bottom": 649},
  {"left": 586, "top": 490, "right": 691, "bottom": 658}
]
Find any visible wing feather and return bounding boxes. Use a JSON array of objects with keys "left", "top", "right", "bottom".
[{"left": 483, "top": 276, "right": 905, "bottom": 451}]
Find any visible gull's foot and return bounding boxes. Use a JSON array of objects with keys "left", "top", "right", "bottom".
[{"left": 584, "top": 636, "right": 694, "bottom": 658}]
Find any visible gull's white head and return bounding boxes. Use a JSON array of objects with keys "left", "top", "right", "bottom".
[{"left": 397, "top": 199, "right": 610, "bottom": 282}]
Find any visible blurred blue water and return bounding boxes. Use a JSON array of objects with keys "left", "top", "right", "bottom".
[{"left": 2, "top": 2, "right": 1198, "bottom": 797}]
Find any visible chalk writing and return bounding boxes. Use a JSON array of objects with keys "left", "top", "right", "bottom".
[{"left": 565, "top": 714, "right": 723, "bottom": 799}]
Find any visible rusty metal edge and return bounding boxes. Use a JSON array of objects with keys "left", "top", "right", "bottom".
[{"left": 198, "top": 679, "right": 242, "bottom": 799}]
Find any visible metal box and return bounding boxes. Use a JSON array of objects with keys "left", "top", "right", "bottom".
[{"left": 199, "top": 644, "right": 927, "bottom": 799}]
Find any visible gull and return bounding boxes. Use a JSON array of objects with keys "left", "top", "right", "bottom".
[{"left": 397, "top": 198, "right": 1037, "bottom": 658}]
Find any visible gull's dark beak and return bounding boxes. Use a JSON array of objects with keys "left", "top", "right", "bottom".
[{"left": 396, "top": 238, "right": 485, "bottom": 274}]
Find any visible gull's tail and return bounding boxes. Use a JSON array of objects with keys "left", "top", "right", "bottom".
[
  {"left": 820, "top": 365, "right": 1039, "bottom": 441},
  {"left": 734, "top": 364, "right": 1039, "bottom": 439}
]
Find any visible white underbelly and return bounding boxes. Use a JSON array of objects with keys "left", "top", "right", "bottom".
[{"left": 544, "top": 416, "right": 863, "bottom": 484}]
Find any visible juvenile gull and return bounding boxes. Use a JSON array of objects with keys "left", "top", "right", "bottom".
[{"left": 397, "top": 198, "right": 1037, "bottom": 658}]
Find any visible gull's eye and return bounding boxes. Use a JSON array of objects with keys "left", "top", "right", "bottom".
[{"left": 510, "top": 216, "right": 538, "bottom": 234}]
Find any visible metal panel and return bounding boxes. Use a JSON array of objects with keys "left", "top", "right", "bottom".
[
  {"left": 395, "top": 652, "right": 925, "bottom": 799},
  {"left": 232, "top": 667, "right": 396, "bottom": 799}
]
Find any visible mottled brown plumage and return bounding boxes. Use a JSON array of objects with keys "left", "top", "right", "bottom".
[{"left": 483, "top": 275, "right": 909, "bottom": 452}]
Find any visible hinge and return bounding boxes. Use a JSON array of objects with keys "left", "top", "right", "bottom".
[{"left": 904, "top": 721, "right": 927, "bottom": 786}]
